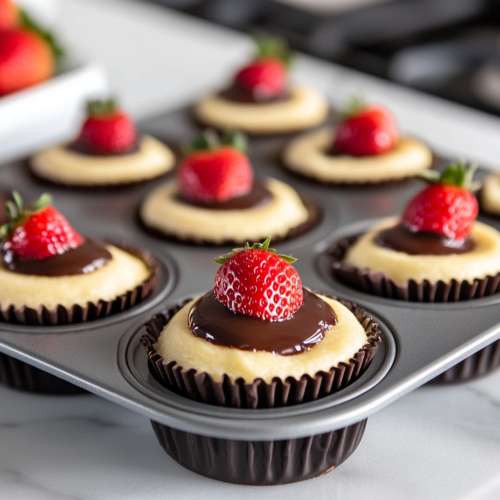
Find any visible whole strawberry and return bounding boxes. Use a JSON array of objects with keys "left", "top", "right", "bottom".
[
  {"left": 0, "top": 29, "right": 53, "bottom": 96},
  {"left": 233, "top": 34, "right": 292, "bottom": 101},
  {"left": 1, "top": 192, "right": 83, "bottom": 260},
  {"left": 178, "top": 129, "right": 253, "bottom": 203},
  {"left": 75, "top": 99, "right": 137, "bottom": 155},
  {"left": 0, "top": 0, "right": 20, "bottom": 30},
  {"left": 402, "top": 162, "right": 478, "bottom": 241},
  {"left": 213, "top": 238, "right": 303, "bottom": 321},
  {"left": 334, "top": 99, "right": 399, "bottom": 156}
]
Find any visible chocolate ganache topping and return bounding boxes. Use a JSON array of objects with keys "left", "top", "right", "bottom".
[
  {"left": 375, "top": 224, "right": 475, "bottom": 255},
  {"left": 189, "top": 289, "right": 338, "bottom": 356},
  {"left": 176, "top": 179, "right": 272, "bottom": 210},
  {"left": 220, "top": 84, "right": 291, "bottom": 105},
  {"left": 68, "top": 138, "right": 140, "bottom": 157},
  {"left": 2, "top": 238, "right": 112, "bottom": 276}
]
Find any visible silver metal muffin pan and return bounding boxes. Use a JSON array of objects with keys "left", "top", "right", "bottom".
[{"left": 0, "top": 107, "right": 499, "bottom": 441}]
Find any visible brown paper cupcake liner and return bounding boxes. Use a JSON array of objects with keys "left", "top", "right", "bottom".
[
  {"left": 0, "top": 352, "right": 87, "bottom": 394},
  {"left": 138, "top": 196, "right": 322, "bottom": 247},
  {"left": 329, "top": 235, "right": 500, "bottom": 302},
  {"left": 150, "top": 418, "right": 367, "bottom": 485},
  {"left": 429, "top": 339, "right": 500, "bottom": 384},
  {"left": 141, "top": 294, "right": 380, "bottom": 409},
  {"left": 0, "top": 243, "right": 160, "bottom": 326}
]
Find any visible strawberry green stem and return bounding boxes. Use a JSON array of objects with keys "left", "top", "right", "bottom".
[
  {"left": 215, "top": 237, "right": 297, "bottom": 264},
  {"left": 0, "top": 192, "right": 52, "bottom": 240},
  {"left": 254, "top": 32, "right": 293, "bottom": 68},
  {"left": 418, "top": 160, "right": 478, "bottom": 191},
  {"left": 340, "top": 95, "right": 367, "bottom": 120},
  {"left": 86, "top": 99, "right": 119, "bottom": 117},
  {"left": 183, "top": 129, "right": 248, "bottom": 156}
]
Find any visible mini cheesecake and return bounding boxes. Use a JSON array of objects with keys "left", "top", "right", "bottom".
[
  {"left": 283, "top": 101, "right": 432, "bottom": 184},
  {"left": 0, "top": 192, "right": 157, "bottom": 324},
  {"left": 343, "top": 217, "right": 500, "bottom": 287},
  {"left": 155, "top": 292, "right": 370, "bottom": 384},
  {"left": 140, "top": 130, "right": 316, "bottom": 245},
  {"left": 195, "top": 86, "right": 328, "bottom": 135},
  {"left": 331, "top": 162, "right": 500, "bottom": 302},
  {"left": 283, "top": 128, "right": 432, "bottom": 184},
  {"left": 30, "top": 99, "right": 174, "bottom": 187},
  {"left": 194, "top": 34, "right": 328, "bottom": 135},
  {"left": 142, "top": 239, "right": 380, "bottom": 407}
]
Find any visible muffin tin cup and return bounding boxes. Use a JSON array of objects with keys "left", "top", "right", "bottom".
[
  {"left": 328, "top": 235, "right": 500, "bottom": 303},
  {"left": 0, "top": 244, "right": 161, "bottom": 393},
  {"left": 139, "top": 294, "right": 379, "bottom": 484},
  {"left": 0, "top": 243, "right": 160, "bottom": 326},
  {"left": 150, "top": 418, "right": 367, "bottom": 486},
  {"left": 140, "top": 294, "right": 381, "bottom": 409},
  {"left": 326, "top": 234, "right": 500, "bottom": 382},
  {"left": 138, "top": 196, "right": 322, "bottom": 247},
  {"left": 0, "top": 352, "right": 87, "bottom": 394}
]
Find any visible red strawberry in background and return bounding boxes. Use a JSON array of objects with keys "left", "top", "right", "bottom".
[
  {"left": 75, "top": 99, "right": 137, "bottom": 155},
  {"left": 178, "top": 129, "right": 253, "bottom": 203},
  {"left": 0, "top": 29, "right": 53, "bottom": 96},
  {"left": 0, "top": 8, "right": 64, "bottom": 96},
  {"left": 213, "top": 237, "right": 303, "bottom": 321},
  {"left": 1, "top": 192, "right": 83, "bottom": 260},
  {"left": 333, "top": 99, "right": 399, "bottom": 156},
  {"left": 402, "top": 161, "right": 478, "bottom": 241},
  {"left": 233, "top": 34, "right": 292, "bottom": 101},
  {"left": 0, "top": 0, "right": 20, "bottom": 30}
]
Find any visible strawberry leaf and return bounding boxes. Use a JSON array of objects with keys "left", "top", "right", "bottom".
[
  {"left": 340, "top": 96, "right": 367, "bottom": 121},
  {"left": 30, "top": 193, "right": 52, "bottom": 212},
  {"left": 86, "top": 99, "right": 118, "bottom": 117},
  {"left": 19, "top": 9, "right": 64, "bottom": 60},
  {"left": 214, "top": 237, "right": 297, "bottom": 264},
  {"left": 254, "top": 32, "right": 293, "bottom": 68},
  {"left": 418, "top": 160, "right": 477, "bottom": 191},
  {"left": 221, "top": 129, "right": 248, "bottom": 154},
  {"left": 12, "top": 191, "right": 23, "bottom": 214},
  {"left": 1, "top": 192, "right": 52, "bottom": 241},
  {"left": 184, "top": 129, "right": 248, "bottom": 156}
]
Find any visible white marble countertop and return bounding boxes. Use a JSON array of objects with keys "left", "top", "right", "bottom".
[{"left": 3, "top": 0, "right": 500, "bottom": 498}]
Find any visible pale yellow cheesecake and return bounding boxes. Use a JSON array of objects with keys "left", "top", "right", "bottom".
[
  {"left": 31, "top": 135, "right": 175, "bottom": 186},
  {"left": 0, "top": 245, "right": 150, "bottom": 310},
  {"left": 344, "top": 217, "right": 500, "bottom": 285},
  {"left": 194, "top": 86, "right": 329, "bottom": 134},
  {"left": 140, "top": 177, "right": 310, "bottom": 244},
  {"left": 283, "top": 127, "right": 432, "bottom": 184},
  {"left": 156, "top": 295, "right": 368, "bottom": 384}
]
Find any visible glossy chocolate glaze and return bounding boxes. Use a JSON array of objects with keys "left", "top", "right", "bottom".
[
  {"left": 189, "top": 290, "right": 338, "bottom": 356},
  {"left": 220, "top": 84, "right": 291, "bottom": 104},
  {"left": 176, "top": 179, "right": 272, "bottom": 210},
  {"left": 375, "top": 224, "right": 475, "bottom": 255},
  {"left": 67, "top": 138, "right": 140, "bottom": 157},
  {"left": 2, "top": 238, "right": 112, "bottom": 276}
]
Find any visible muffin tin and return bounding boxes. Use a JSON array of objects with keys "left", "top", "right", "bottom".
[{"left": 0, "top": 107, "right": 500, "bottom": 479}]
